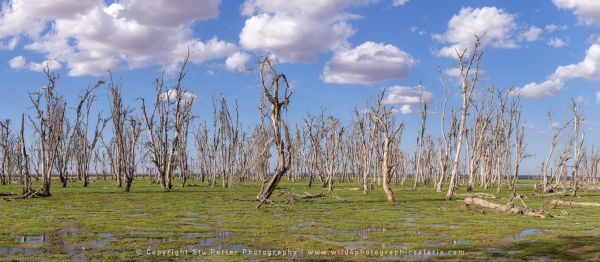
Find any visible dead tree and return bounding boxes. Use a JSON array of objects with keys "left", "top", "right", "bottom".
[
  {"left": 73, "top": 81, "right": 107, "bottom": 187},
  {"left": 0, "top": 120, "right": 10, "bottom": 185},
  {"left": 19, "top": 114, "right": 32, "bottom": 195},
  {"left": 323, "top": 116, "right": 344, "bottom": 195},
  {"left": 446, "top": 37, "right": 483, "bottom": 200},
  {"left": 108, "top": 75, "right": 128, "bottom": 188},
  {"left": 570, "top": 99, "right": 584, "bottom": 196},
  {"left": 217, "top": 96, "right": 240, "bottom": 188},
  {"left": 369, "top": 91, "right": 405, "bottom": 203},
  {"left": 141, "top": 52, "right": 194, "bottom": 191},
  {"left": 413, "top": 90, "right": 428, "bottom": 190},
  {"left": 304, "top": 112, "right": 327, "bottom": 187},
  {"left": 541, "top": 112, "right": 569, "bottom": 192},
  {"left": 124, "top": 118, "right": 141, "bottom": 192},
  {"left": 510, "top": 95, "right": 526, "bottom": 199},
  {"left": 351, "top": 108, "right": 372, "bottom": 195},
  {"left": 256, "top": 55, "right": 293, "bottom": 207},
  {"left": 26, "top": 67, "right": 66, "bottom": 197}
]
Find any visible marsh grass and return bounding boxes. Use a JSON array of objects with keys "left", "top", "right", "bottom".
[{"left": 0, "top": 179, "right": 599, "bottom": 260}]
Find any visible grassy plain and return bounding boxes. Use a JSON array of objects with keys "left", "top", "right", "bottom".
[{"left": 0, "top": 178, "right": 599, "bottom": 261}]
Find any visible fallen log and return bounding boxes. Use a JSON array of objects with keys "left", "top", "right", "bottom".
[
  {"left": 464, "top": 197, "right": 549, "bottom": 218},
  {"left": 550, "top": 199, "right": 600, "bottom": 207},
  {"left": 297, "top": 192, "right": 325, "bottom": 200},
  {"left": 458, "top": 193, "right": 496, "bottom": 199}
]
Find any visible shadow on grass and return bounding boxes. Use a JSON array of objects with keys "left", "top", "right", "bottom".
[{"left": 492, "top": 235, "right": 600, "bottom": 260}]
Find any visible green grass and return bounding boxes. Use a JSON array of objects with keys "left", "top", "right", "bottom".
[{"left": 0, "top": 178, "right": 599, "bottom": 261}]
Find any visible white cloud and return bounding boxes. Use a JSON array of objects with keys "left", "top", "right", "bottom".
[
  {"left": 544, "top": 23, "right": 568, "bottom": 32},
  {"left": 29, "top": 59, "right": 62, "bottom": 72},
  {"left": 159, "top": 89, "right": 197, "bottom": 102},
  {"left": 0, "top": 0, "right": 238, "bottom": 76},
  {"left": 519, "top": 26, "right": 542, "bottom": 42},
  {"left": 547, "top": 37, "right": 567, "bottom": 48},
  {"left": 552, "top": 0, "right": 600, "bottom": 26},
  {"left": 8, "top": 55, "right": 61, "bottom": 72},
  {"left": 588, "top": 33, "right": 600, "bottom": 44},
  {"left": 511, "top": 78, "right": 564, "bottom": 99},
  {"left": 118, "top": 0, "right": 221, "bottom": 27},
  {"left": 433, "top": 7, "right": 541, "bottom": 58},
  {"left": 392, "top": 0, "right": 409, "bottom": 6},
  {"left": 512, "top": 44, "right": 600, "bottom": 98},
  {"left": 8, "top": 55, "right": 25, "bottom": 69},
  {"left": 0, "top": 36, "right": 18, "bottom": 50},
  {"left": 399, "top": 104, "right": 413, "bottom": 115},
  {"left": 225, "top": 51, "right": 251, "bottom": 72},
  {"left": 596, "top": 91, "right": 600, "bottom": 103},
  {"left": 384, "top": 85, "right": 432, "bottom": 115},
  {"left": 321, "top": 41, "right": 416, "bottom": 84},
  {"left": 383, "top": 85, "right": 433, "bottom": 104},
  {"left": 239, "top": 0, "right": 375, "bottom": 62}
]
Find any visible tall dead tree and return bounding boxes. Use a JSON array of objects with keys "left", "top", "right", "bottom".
[
  {"left": 570, "top": 99, "right": 584, "bottom": 196},
  {"left": 19, "top": 114, "right": 32, "bottom": 195},
  {"left": 413, "top": 90, "right": 428, "bottom": 190},
  {"left": 124, "top": 118, "right": 141, "bottom": 192},
  {"left": 370, "top": 91, "right": 404, "bottom": 203},
  {"left": 446, "top": 37, "right": 482, "bottom": 200},
  {"left": 108, "top": 75, "right": 128, "bottom": 188},
  {"left": 141, "top": 52, "right": 194, "bottom": 191},
  {"left": 73, "top": 81, "right": 107, "bottom": 187},
  {"left": 256, "top": 56, "right": 293, "bottom": 207},
  {"left": 27, "top": 67, "right": 66, "bottom": 197},
  {"left": 510, "top": 95, "right": 526, "bottom": 199},
  {"left": 351, "top": 108, "right": 372, "bottom": 195},
  {"left": 0, "top": 120, "right": 10, "bottom": 185},
  {"left": 541, "top": 112, "right": 569, "bottom": 192},
  {"left": 323, "top": 116, "right": 344, "bottom": 195}
]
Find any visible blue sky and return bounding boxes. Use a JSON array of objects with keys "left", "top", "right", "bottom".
[{"left": 1, "top": 0, "right": 600, "bottom": 174}]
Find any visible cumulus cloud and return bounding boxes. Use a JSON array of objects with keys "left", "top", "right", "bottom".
[
  {"left": 544, "top": 23, "right": 568, "bottom": 32},
  {"left": 225, "top": 52, "right": 251, "bottom": 72},
  {"left": 159, "top": 89, "right": 197, "bottom": 102},
  {"left": 383, "top": 85, "right": 433, "bottom": 104},
  {"left": 8, "top": 55, "right": 25, "bottom": 69},
  {"left": 512, "top": 44, "right": 600, "bottom": 98},
  {"left": 0, "top": 0, "right": 239, "bottom": 76},
  {"left": 383, "top": 85, "right": 432, "bottom": 115},
  {"left": 391, "top": 0, "right": 409, "bottom": 6},
  {"left": 553, "top": 0, "right": 600, "bottom": 26},
  {"left": 547, "top": 37, "right": 567, "bottom": 48},
  {"left": 321, "top": 41, "right": 416, "bottom": 84},
  {"left": 239, "top": 0, "right": 375, "bottom": 62},
  {"left": 519, "top": 26, "right": 542, "bottom": 42},
  {"left": 433, "top": 6, "right": 541, "bottom": 58},
  {"left": 399, "top": 104, "right": 413, "bottom": 114},
  {"left": 8, "top": 55, "right": 61, "bottom": 72}
]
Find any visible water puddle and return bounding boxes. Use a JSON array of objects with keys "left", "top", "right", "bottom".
[
  {"left": 14, "top": 235, "right": 45, "bottom": 244},
  {"left": 506, "top": 229, "right": 544, "bottom": 241},
  {"left": 0, "top": 247, "right": 39, "bottom": 256}
]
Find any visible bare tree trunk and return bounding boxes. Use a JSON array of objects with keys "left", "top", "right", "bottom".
[
  {"left": 256, "top": 56, "right": 293, "bottom": 207},
  {"left": 446, "top": 37, "right": 482, "bottom": 200}
]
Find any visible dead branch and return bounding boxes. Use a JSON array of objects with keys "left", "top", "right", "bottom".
[
  {"left": 551, "top": 199, "right": 600, "bottom": 207},
  {"left": 464, "top": 197, "right": 550, "bottom": 218}
]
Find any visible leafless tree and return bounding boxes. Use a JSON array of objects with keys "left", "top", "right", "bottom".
[
  {"left": 446, "top": 37, "right": 483, "bottom": 200},
  {"left": 256, "top": 55, "right": 293, "bottom": 207},
  {"left": 570, "top": 99, "right": 584, "bottom": 196},
  {"left": 26, "top": 67, "right": 67, "bottom": 197},
  {"left": 140, "top": 52, "right": 194, "bottom": 191},
  {"left": 369, "top": 91, "right": 405, "bottom": 203},
  {"left": 73, "top": 81, "right": 107, "bottom": 187}
]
